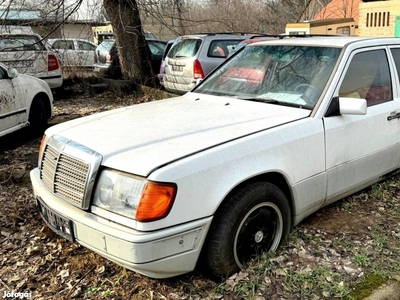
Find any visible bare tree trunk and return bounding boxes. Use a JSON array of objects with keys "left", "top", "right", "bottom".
[{"left": 104, "top": 0, "right": 159, "bottom": 87}]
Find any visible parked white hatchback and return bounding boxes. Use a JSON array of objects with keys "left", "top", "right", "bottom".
[
  {"left": 0, "top": 33, "right": 63, "bottom": 90},
  {"left": 47, "top": 38, "right": 97, "bottom": 68},
  {"left": 0, "top": 63, "right": 53, "bottom": 137},
  {"left": 30, "top": 36, "right": 400, "bottom": 279}
]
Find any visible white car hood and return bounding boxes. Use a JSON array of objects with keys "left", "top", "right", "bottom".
[{"left": 46, "top": 93, "right": 310, "bottom": 176}]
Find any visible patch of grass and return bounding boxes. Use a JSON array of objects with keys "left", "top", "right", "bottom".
[
  {"left": 373, "top": 233, "right": 387, "bottom": 252},
  {"left": 233, "top": 279, "right": 258, "bottom": 298},
  {"left": 283, "top": 266, "right": 350, "bottom": 298},
  {"left": 352, "top": 253, "right": 371, "bottom": 267}
]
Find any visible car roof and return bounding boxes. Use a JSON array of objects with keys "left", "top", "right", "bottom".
[
  {"left": 249, "top": 36, "right": 400, "bottom": 48},
  {"left": 178, "top": 33, "right": 258, "bottom": 40},
  {"left": 48, "top": 38, "right": 96, "bottom": 43}
]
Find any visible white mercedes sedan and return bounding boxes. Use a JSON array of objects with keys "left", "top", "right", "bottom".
[{"left": 30, "top": 36, "right": 400, "bottom": 279}]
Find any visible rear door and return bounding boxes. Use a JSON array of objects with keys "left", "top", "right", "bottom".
[
  {"left": 148, "top": 40, "right": 166, "bottom": 74},
  {"left": 76, "top": 40, "right": 96, "bottom": 67},
  {"left": 51, "top": 39, "right": 76, "bottom": 66},
  {"left": 199, "top": 38, "right": 244, "bottom": 76}
]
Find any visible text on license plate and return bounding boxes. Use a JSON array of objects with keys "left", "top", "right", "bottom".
[
  {"left": 172, "top": 65, "right": 183, "bottom": 72},
  {"left": 37, "top": 198, "right": 74, "bottom": 242},
  {"left": 7, "top": 60, "right": 34, "bottom": 68}
]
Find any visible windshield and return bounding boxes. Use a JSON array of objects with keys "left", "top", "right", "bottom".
[
  {"left": 0, "top": 35, "right": 42, "bottom": 51},
  {"left": 194, "top": 45, "right": 341, "bottom": 109}
]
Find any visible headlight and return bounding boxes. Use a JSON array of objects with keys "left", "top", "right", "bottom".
[{"left": 93, "top": 169, "right": 177, "bottom": 222}]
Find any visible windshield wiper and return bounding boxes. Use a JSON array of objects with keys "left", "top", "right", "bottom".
[{"left": 238, "top": 97, "right": 311, "bottom": 109}]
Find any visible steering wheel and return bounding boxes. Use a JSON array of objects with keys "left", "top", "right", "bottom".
[{"left": 294, "top": 84, "right": 322, "bottom": 106}]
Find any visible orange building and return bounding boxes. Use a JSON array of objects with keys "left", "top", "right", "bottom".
[{"left": 313, "top": 0, "right": 361, "bottom": 35}]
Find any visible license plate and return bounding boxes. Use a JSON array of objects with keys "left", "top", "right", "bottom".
[
  {"left": 94, "top": 67, "right": 100, "bottom": 72},
  {"left": 37, "top": 198, "right": 74, "bottom": 242},
  {"left": 172, "top": 65, "right": 183, "bottom": 72},
  {"left": 7, "top": 60, "right": 33, "bottom": 68}
]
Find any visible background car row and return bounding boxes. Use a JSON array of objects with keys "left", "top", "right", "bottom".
[{"left": 0, "top": 31, "right": 277, "bottom": 97}]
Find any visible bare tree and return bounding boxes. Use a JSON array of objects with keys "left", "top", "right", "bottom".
[{"left": 104, "top": 0, "right": 158, "bottom": 87}]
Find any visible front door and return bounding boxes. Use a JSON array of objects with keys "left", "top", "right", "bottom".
[{"left": 323, "top": 47, "right": 400, "bottom": 204}]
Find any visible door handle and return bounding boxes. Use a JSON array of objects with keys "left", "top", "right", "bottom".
[{"left": 387, "top": 111, "right": 400, "bottom": 121}]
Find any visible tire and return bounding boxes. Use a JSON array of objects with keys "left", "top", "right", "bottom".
[
  {"left": 29, "top": 97, "right": 48, "bottom": 136},
  {"left": 205, "top": 182, "right": 291, "bottom": 278}
]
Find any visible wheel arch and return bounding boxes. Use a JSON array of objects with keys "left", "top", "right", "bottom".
[
  {"left": 30, "top": 92, "right": 52, "bottom": 120},
  {"left": 216, "top": 171, "right": 295, "bottom": 224}
]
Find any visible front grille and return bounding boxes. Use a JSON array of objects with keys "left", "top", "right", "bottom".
[{"left": 40, "top": 144, "right": 90, "bottom": 207}]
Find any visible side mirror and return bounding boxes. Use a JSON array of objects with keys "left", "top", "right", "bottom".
[
  {"left": 7, "top": 67, "right": 18, "bottom": 79},
  {"left": 339, "top": 97, "right": 367, "bottom": 115}
]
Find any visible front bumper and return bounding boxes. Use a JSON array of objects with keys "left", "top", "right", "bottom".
[{"left": 30, "top": 168, "right": 212, "bottom": 278}]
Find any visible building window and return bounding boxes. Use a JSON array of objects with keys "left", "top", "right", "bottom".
[
  {"left": 366, "top": 11, "right": 390, "bottom": 28},
  {"left": 337, "top": 26, "right": 350, "bottom": 35}
]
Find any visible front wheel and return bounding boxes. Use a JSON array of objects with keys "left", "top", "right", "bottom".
[{"left": 204, "top": 182, "right": 291, "bottom": 278}]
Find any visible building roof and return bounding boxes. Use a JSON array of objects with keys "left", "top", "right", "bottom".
[{"left": 0, "top": 9, "right": 42, "bottom": 21}]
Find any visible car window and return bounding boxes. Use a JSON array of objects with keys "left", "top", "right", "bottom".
[
  {"left": 0, "top": 67, "right": 5, "bottom": 79},
  {"left": 167, "top": 38, "right": 202, "bottom": 59},
  {"left": 339, "top": 50, "right": 392, "bottom": 107},
  {"left": 162, "top": 41, "right": 174, "bottom": 60},
  {"left": 148, "top": 41, "right": 166, "bottom": 56},
  {"left": 52, "top": 40, "right": 74, "bottom": 50},
  {"left": 97, "top": 40, "right": 115, "bottom": 52},
  {"left": 144, "top": 32, "right": 157, "bottom": 40},
  {"left": 78, "top": 41, "right": 96, "bottom": 51},
  {"left": 0, "top": 35, "right": 42, "bottom": 51},
  {"left": 208, "top": 40, "right": 242, "bottom": 58}
]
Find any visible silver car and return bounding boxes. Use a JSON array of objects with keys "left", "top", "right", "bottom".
[{"left": 164, "top": 33, "right": 251, "bottom": 94}]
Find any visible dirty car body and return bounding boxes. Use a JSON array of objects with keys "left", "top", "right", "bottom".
[
  {"left": 31, "top": 36, "right": 400, "bottom": 278},
  {"left": 0, "top": 34, "right": 63, "bottom": 89},
  {"left": 0, "top": 62, "right": 53, "bottom": 137}
]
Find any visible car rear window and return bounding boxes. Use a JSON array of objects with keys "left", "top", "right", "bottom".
[
  {"left": 97, "top": 40, "right": 115, "bottom": 52},
  {"left": 0, "top": 35, "right": 42, "bottom": 51},
  {"left": 167, "top": 38, "right": 201, "bottom": 59}
]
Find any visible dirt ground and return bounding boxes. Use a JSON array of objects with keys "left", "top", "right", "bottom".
[{"left": 0, "top": 80, "right": 400, "bottom": 299}]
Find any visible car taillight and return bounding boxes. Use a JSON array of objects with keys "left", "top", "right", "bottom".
[
  {"left": 193, "top": 59, "right": 205, "bottom": 79},
  {"left": 106, "top": 54, "right": 113, "bottom": 64},
  {"left": 48, "top": 54, "right": 60, "bottom": 71}
]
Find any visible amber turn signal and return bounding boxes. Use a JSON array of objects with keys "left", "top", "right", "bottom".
[
  {"left": 135, "top": 182, "right": 177, "bottom": 222},
  {"left": 38, "top": 135, "right": 47, "bottom": 164}
]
